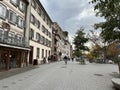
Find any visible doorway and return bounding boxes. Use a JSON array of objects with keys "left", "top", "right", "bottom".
[{"left": 29, "top": 46, "right": 33, "bottom": 64}]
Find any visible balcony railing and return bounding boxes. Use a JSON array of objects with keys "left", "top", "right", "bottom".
[{"left": 0, "top": 33, "right": 29, "bottom": 48}]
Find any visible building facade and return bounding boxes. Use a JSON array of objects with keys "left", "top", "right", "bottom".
[
  {"left": 0, "top": 0, "right": 30, "bottom": 71},
  {"left": 29, "top": 0, "right": 52, "bottom": 64},
  {"left": 52, "top": 22, "right": 71, "bottom": 61}
]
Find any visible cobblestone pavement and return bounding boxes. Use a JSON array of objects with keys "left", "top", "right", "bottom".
[{"left": 0, "top": 61, "right": 119, "bottom": 90}]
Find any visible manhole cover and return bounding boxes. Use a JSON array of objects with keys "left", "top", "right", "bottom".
[
  {"left": 18, "top": 79, "right": 23, "bottom": 81},
  {"left": 11, "top": 82, "right": 16, "bottom": 84},
  {"left": 94, "top": 74, "right": 104, "bottom": 76},
  {"left": 61, "top": 66, "right": 67, "bottom": 68}
]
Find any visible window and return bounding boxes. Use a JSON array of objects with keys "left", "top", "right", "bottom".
[
  {"left": 31, "top": 0, "right": 36, "bottom": 9},
  {"left": 19, "top": 0, "right": 26, "bottom": 12},
  {"left": 46, "top": 50, "right": 47, "bottom": 57},
  {"left": 49, "top": 22, "right": 51, "bottom": 28},
  {"left": 37, "top": 7, "right": 41, "bottom": 16},
  {"left": 29, "top": 29, "right": 34, "bottom": 40},
  {"left": 35, "top": 19, "right": 40, "bottom": 28},
  {"left": 42, "top": 13, "right": 45, "bottom": 21},
  {"left": 8, "top": 10, "right": 17, "bottom": 24},
  {"left": 0, "top": 3, "right": 6, "bottom": 19},
  {"left": 42, "top": 25, "right": 45, "bottom": 33},
  {"left": 8, "top": 32, "right": 15, "bottom": 44},
  {"left": 0, "top": 28, "right": 4, "bottom": 41},
  {"left": 30, "top": 14, "right": 35, "bottom": 24},
  {"left": 43, "top": 37, "right": 45, "bottom": 45},
  {"left": 16, "top": 34, "right": 23, "bottom": 44},
  {"left": 10, "top": 0, "right": 18, "bottom": 6},
  {"left": 46, "top": 29, "right": 48, "bottom": 36},
  {"left": 49, "top": 32, "right": 51, "bottom": 38},
  {"left": 42, "top": 49, "right": 44, "bottom": 58},
  {"left": 36, "top": 33, "right": 40, "bottom": 42},
  {"left": 36, "top": 48, "right": 40, "bottom": 58},
  {"left": 17, "top": 16, "right": 24, "bottom": 28}
]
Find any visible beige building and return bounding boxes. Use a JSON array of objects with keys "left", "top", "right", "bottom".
[
  {"left": 29, "top": 0, "right": 52, "bottom": 64},
  {"left": 52, "top": 22, "right": 71, "bottom": 61},
  {"left": 0, "top": 0, "right": 30, "bottom": 71}
]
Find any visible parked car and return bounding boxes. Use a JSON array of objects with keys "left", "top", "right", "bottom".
[{"left": 108, "top": 60, "right": 113, "bottom": 64}]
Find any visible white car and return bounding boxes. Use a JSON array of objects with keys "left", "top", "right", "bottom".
[{"left": 108, "top": 60, "right": 113, "bottom": 64}]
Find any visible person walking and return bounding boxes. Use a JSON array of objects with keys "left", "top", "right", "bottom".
[{"left": 64, "top": 56, "right": 68, "bottom": 64}]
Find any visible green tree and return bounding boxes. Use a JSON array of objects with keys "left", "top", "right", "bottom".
[
  {"left": 90, "top": 0, "right": 120, "bottom": 43},
  {"left": 73, "top": 27, "right": 89, "bottom": 57}
]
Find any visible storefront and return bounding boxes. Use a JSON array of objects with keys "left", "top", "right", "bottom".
[{"left": 0, "top": 46, "right": 29, "bottom": 71}]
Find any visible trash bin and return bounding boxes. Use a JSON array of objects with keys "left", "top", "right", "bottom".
[{"left": 33, "top": 59, "right": 38, "bottom": 65}]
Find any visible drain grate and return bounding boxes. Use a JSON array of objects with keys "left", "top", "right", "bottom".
[{"left": 94, "top": 74, "right": 104, "bottom": 76}]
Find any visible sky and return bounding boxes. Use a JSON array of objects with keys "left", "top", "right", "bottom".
[{"left": 40, "top": 0, "right": 104, "bottom": 44}]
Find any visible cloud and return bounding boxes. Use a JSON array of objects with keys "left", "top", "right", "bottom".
[{"left": 40, "top": 0, "right": 104, "bottom": 42}]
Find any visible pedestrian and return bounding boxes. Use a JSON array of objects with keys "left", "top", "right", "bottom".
[
  {"left": 48, "top": 56, "right": 51, "bottom": 63},
  {"left": 63, "top": 56, "right": 67, "bottom": 64},
  {"left": 72, "top": 57, "right": 74, "bottom": 62},
  {"left": 43, "top": 57, "right": 46, "bottom": 64}
]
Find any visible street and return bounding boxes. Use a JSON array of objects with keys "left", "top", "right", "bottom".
[{"left": 0, "top": 61, "right": 119, "bottom": 90}]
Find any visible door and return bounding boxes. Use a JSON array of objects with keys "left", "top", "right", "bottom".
[{"left": 29, "top": 46, "right": 33, "bottom": 64}]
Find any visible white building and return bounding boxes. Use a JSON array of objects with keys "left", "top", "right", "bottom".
[{"left": 29, "top": 0, "right": 52, "bottom": 64}]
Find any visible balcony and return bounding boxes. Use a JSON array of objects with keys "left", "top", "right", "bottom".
[{"left": 0, "top": 33, "right": 28, "bottom": 48}]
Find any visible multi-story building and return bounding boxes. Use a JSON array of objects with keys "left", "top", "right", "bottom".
[
  {"left": 52, "top": 22, "right": 62, "bottom": 61},
  {"left": 0, "top": 0, "right": 30, "bottom": 71},
  {"left": 29, "top": 0, "right": 52, "bottom": 64},
  {"left": 52, "top": 22, "right": 71, "bottom": 61},
  {"left": 61, "top": 31, "right": 71, "bottom": 59}
]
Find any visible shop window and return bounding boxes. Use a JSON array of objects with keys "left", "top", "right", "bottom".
[
  {"left": 0, "top": 3, "right": 7, "bottom": 19},
  {"left": 8, "top": 10, "right": 17, "bottom": 24},
  {"left": 19, "top": 0, "right": 26, "bottom": 12},
  {"left": 10, "top": 0, "right": 18, "bottom": 7},
  {"left": 17, "top": 16, "right": 24, "bottom": 28}
]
